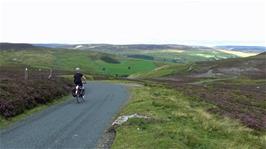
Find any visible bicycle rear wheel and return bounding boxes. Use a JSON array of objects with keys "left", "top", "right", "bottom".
[{"left": 76, "top": 96, "right": 80, "bottom": 103}]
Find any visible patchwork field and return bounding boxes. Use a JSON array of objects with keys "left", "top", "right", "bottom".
[{"left": 80, "top": 48, "right": 239, "bottom": 63}]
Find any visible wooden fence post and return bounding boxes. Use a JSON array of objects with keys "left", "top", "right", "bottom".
[{"left": 48, "top": 68, "right": 53, "bottom": 80}]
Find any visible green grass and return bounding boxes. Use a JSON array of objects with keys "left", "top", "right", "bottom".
[
  {"left": 129, "top": 63, "right": 191, "bottom": 79},
  {"left": 0, "top": 49, "right": 156, "bottom": 76},
  {"left": 53, "top": 50, "right": 156, "bottom": 76},
  {"left": 0, "top": 49, "right": 54, "bottom": 68},
  {"left": 112, "top": 85, "right": 266, "bottom": 149},
  {"left": 0, "top": 95, "right": 70, "bottom": 129}
]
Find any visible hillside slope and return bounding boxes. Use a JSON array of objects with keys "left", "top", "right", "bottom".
[
  {"left": 139, "top": 52, "right": 266, "bottom": 78},
  {"left": 0, "top": 48, "right": 156, "bottom": 76},
  {"left": 133, "top": 53, "right": 266, "bottom": 130},
  {"left": 189, "top": 52, "right": 266, "bottom": 78}
]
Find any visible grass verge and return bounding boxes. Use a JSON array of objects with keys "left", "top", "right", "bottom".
[{"left": 112, "top": 84, "right": 266, "bottom": 149}]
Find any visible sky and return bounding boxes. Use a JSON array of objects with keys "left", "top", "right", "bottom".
[{"left": 0, "top": 0, "right": 265, "bottom": 46}]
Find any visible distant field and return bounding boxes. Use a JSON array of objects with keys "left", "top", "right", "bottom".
[
  {"left": 0, "top": 49, "right": 156, "bottom": 76},
  {"left": 80, "top": 48, "right": 239, "bottom": 63},
  {"left": 61, "top": 44, "right": 246, "bottom": 63},
  {"left": 146, "top": 50, "right": 238, "bottom": 62},
  {"left": 218, "top": 49, "right": 258, "bottom": 57},
  {"left": 128, "top": 64, "right": 190, "bottom": 79}
]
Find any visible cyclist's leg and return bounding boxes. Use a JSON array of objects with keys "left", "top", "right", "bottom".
[
  {"left": 78, "top": 83, "right": 85, "bottom": 98},
  {"left": 81, "top": 84, "right": 85, "bottom": 96},
  {"left": 75, "top": 83, "right": 79, "bottom": 94},
  {"left": 76, "top": 83, "right": 83, "bottom": 97},
  {"left": 73, "top": 83, "right": 80, "bottom": 103}
]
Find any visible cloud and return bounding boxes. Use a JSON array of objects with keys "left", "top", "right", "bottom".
[{"left": 0, "top": 0, "right": 265, "bottom": 45}]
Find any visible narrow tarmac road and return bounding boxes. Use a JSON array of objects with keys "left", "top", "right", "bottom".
[{"left": 0, "top": 81, "right": 129, "bottom": 149}]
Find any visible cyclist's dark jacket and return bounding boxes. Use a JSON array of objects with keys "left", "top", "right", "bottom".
[{"left": 74, "top": 72, "right": 83, "bottom": 86}]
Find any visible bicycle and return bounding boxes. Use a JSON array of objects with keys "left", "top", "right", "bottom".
[{"left": 72, "top": 83, "right": 85, "bottom": 103}]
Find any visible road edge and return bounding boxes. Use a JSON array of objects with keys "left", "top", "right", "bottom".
[{"left": 96, "top": 82, "right": 142, "bottom": 149}]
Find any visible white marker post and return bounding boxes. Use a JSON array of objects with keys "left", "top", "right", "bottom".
[{"left": 25, "top": 67, "right": 28, "bottom": 80}]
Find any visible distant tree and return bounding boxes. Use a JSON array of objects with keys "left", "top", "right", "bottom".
[
  {"left": 128, "top": 66, "right": 131, "bottom": 70},
  {"left": 102, "top": 67, "right": 106, "bottom": 71}
]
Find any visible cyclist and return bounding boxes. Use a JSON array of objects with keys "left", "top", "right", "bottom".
[{"left": 73, "top": 67, "right": 86, "bottom": 97}]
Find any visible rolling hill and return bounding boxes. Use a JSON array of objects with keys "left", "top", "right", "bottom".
[
  {"left": 0, "top": 43, "right": 43, "bottom": 50},
  {"left": 1, "top": 43, "right": 263, "bottom": 77},
  {"left": 36, "top": 44, "right": 213, "bottom": 51},
  {"left": 187, "top": 52, "right": 266, "bottom": 78},
  {"left": 0, "top": 45, "right": 156, "bottom": 77},
  {"left": 45, "top": 43, "right": 239, "bottom": 63},
  {"left": 132, "top": 52, "right": 266, "bottom": 79}
]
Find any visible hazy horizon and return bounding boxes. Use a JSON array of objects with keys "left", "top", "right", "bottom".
[{"left": 2, "top": 41, "right": 266, "bottom": 47}]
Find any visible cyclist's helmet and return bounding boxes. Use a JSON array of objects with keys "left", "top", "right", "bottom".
[{"left": 75, "top": 67, "right": 80, "bottom": 72}]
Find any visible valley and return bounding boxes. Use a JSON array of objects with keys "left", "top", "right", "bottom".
[{"left": 0, "top": 43, "right": 265, "bottom": 148}]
